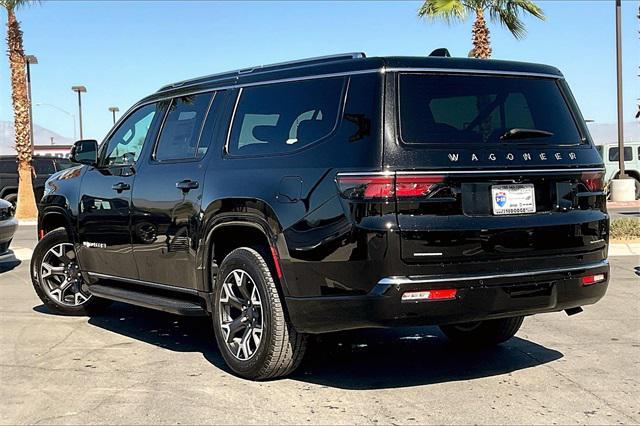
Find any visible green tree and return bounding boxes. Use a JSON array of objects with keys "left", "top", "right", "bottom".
[
  {"left": 418, "top": 0, "right": 545, "bottom": 59},
  {"left": 1, "top": 0, "right": 38, "bottom": 219}
]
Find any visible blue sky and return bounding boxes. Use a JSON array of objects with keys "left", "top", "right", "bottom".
[{"left": 1, "top": 0, "right": 638, "bottom": 145}]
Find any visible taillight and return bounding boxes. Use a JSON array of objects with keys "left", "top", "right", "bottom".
[
  {"left": 337, "top": 175, "right": 394, "bottom": 200},
  {"left": 581, "top": 171, "right": 604, "bottom": 192},
  {"left": 337, "top": 174, "right": 444, "bottom": 200},
  {"left": 396, "top": 175, "right": 444, "bottom": 198},
  {"left": 581, "top": 273, "right": 606, "bottom": 286}
]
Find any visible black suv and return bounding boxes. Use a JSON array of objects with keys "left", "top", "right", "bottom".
[
  {"left": 31, "top": 53, "right": 609, "bottom": 379},
  {"left": 0, "top": 155, "right": 73, "bottom": 205}
]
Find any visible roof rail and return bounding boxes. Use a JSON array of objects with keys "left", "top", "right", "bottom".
[{"left": 158, "top": 52, "right": 366, "bottom": 92}]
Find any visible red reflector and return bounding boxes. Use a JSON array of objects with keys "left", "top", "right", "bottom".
[
  {"left": 581, "top": 273, "right": 605, "bottom": 286},
  {"left": 395, "top": 175, "right": 444, "bottom": 198},
  {"left": 38, "top": 229, "right": 44, "bottom": 240},
  {"left": 581, "top": 171, "right": 604, "bottom": 192},
  {"left": 337, "top": 176, "right": 394, "bottom": 200},
  {"left": 270, "top": 245, "right": 283, "bottom": 279},
  {"left": 402, "top": 288, "right": 457, "bottom": 302}
]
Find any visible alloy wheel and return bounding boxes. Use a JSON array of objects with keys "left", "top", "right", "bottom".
[
  {"left": 218, "top": 269, "right": 264, "bottom": 361},
  {"left": 40, "top": 243, "right": 91, "bottom": 306}
]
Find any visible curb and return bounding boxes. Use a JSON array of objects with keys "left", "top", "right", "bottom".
[
  {"left": 18, "top": 220, "right": 37, "bottom": 226},
  {"left": 609, "top": 243, "right": 640, "bottom": 258}
]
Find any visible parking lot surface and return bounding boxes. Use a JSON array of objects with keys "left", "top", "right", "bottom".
[{"left": 0, "top": 226, "right": 638, "bottom": 425}]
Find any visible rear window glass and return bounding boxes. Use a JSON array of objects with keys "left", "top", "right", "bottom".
[
  {"left": 228, "top": 78, "right": 344, "bottom": 156},
  {"left": 398, "top": 74, "right": 582, "bottom": 146},
  {"left": 608, "top": 147, "right": 633, "bottom": 162}
]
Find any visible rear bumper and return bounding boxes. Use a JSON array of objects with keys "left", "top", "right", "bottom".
[{"left": 286, "top": 260, "right": 609, "bottom": 334}]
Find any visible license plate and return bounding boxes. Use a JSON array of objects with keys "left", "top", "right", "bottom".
[{"left": 491, "top": 184, "right": 536, "bottom": 215}]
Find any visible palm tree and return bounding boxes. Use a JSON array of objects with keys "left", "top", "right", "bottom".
[
  {"left": 418, "top": 0, "right": 545, "bottom": 59},
  {"left": 2, "top": 0, "right": 38, "bottom": 220}
]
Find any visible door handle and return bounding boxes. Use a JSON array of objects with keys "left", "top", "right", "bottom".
[
  {"left": 112, "top": 182, "right": 130, "bottom": 192},
  {"left": 176, "top": 179, "right": 199, "bottom": 192}
]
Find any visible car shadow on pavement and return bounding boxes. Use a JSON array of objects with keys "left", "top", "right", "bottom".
[
  {"left": 293, "top": 327, "right": 563, "bottom": 390},
  {"left": 34, "top": 302, "right": 563, "bottom": 390}
]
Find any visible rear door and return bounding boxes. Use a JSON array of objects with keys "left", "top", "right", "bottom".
[
  {"left": 388, "top": 72, "right": 607, "bottom": 267},
  {"left": 131, "top": 91, "right": 226, "bottom": 290}
]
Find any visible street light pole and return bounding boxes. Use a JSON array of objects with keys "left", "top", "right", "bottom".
[
  {"left": 615, "top": 0, "right": 626, "bottom": 179},
  {"left": 25, "top": 55, "right": 37, "bottom": 149},
  {"left": 71, "top": 86, "right": 87, "bottom": 140},
  {"left": 108, "top": 106, "right": 120, "bottom": 125}
]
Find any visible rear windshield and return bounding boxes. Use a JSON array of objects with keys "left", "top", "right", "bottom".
[{"left": 398, "top": 74, "right": 582, "bottom": 146}]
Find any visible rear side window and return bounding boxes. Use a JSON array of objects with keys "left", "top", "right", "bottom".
[
  {"left": 608, "top": 147, "right": 633, "bottom": 162},
  {"left": 398, "top": 74, "right": 582, "bottom": 146},
  {"left": 154, "top": 93, "right": 214, "bottom": 161},
  {"left": 228, "top": 77, "right": 344, "bottom": 156}
]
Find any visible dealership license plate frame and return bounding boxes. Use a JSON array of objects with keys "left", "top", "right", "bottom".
[{"left": 491, "top": 184, "right": 536, "bottom": 215}]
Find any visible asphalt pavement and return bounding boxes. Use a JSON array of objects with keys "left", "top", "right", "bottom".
[{"left": 0, "top": 226, "right": 638, "bottom": 425}]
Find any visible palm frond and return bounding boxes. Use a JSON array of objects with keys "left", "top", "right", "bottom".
[
  {"left": 488, "top": 0, "right": 544, "bottom": 39},
  {"left": 418, "top": 0, "right": 470, "bottom": 24},
  {"left": 0, "top": 0, "right": 38, "bottom": 11}
]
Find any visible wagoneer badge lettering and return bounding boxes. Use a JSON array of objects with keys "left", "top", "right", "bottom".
[{"left": 447, "top": 151, "right": 578, "bottom": 163}]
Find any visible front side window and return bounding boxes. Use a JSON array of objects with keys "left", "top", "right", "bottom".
[
  {"left": 103, "top": 103, "right": 159, "bottom": 166},
  {"left": 228, "top": 77, "right": 344, "bottom": 156},
  {"left": 154, "top": 93, "right": 213, "bottom": 161},
  {"left": 398, "top": 74, "right": 582, "bottom": 146}
]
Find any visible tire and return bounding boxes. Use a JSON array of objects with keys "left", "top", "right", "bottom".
[
  {"left": 3, "top": 193, "right": 17, "bottom": 207},
  {"left": 30, "top": 228, "right": 110, "bottom": 316},
  {"left": 212, "top": 247, "right": 307, "bottom": 380},
  {"left": 635, "top": 178, "right": 640, "bottom": 199},
  {"left": 439, "top": 316, "right": 524, "bottom": 347}
]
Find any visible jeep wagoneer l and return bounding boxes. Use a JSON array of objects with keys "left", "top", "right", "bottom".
[{"left": 31, "top": 52, "right": 609, "bottom": 379}]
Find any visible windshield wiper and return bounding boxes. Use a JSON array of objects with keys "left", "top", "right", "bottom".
[{"left": 500, "top": 128, "right": 554, "bottom": 141}]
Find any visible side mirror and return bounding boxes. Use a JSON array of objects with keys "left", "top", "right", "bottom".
[{"left": 70, "top": 139, "right": 98, "bottom": 166}]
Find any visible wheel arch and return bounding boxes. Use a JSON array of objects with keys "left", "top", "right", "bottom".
[
  {"left": 199, "top": 197, "right": 289, "bottom": 295},
  {"left": 39, "top": 207, "right": 76, "bottom": 242}
]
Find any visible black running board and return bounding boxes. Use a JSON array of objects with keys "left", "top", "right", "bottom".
[{"left": 88, "top": 284, "right": 208, "bottom": 316}]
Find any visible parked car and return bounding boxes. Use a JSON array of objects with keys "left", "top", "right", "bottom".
[
  {"left": 0, "top": 156, "right": 74, "bottom": 205},
  {"left": 31, "top": 52, "right": 609, "bottom": 380},
  {"left": 0, "top": 198, "right": 17, "bottom": 263},
  {"left": 595, "top": 142, "right": 640, "bottom": 198}
]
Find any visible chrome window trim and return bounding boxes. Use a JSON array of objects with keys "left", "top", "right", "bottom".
[
  {"left": 377, "top": 260, "right": 609, "bottom": 286},
  {"left": 387, "top": 67, "right": 562, "bottom": 79},
  {"left": 87, "top": 272, "right": 199, "bottom": 295}
]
